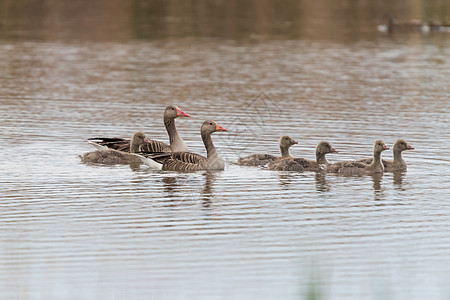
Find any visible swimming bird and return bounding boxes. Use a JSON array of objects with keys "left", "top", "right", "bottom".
[
  {"left": 88, "top": 105, "right": 190, "bottom": 153},
  {"left": 135, "top": 120, "right": 228, "bottom": 171},
  {"left": 235, "top": 135, "right": 298, "bottom": 167},
  {"left": 328, "top": 140, "right": 389, "bottom": 176},
  {"left": 268, "top": 141, "right": 338, "bottom": 172},
  {"left": 81, "top": 131, "right": 149, "bottom": 165},
  {"left": 358, "top": 139, "right": 414, "bottom": 171}
]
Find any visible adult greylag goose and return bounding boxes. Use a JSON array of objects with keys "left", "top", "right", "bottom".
[
  {"left": 358, "top": 139, "right": 414, "bottom": 171},
  {"left": 88, "top": 105, "right": 190, "bottom": 153},
  {"left": 235, "top": 135, "right": 298, "bottom": 167},
  {"left": 135, "top": 120, "right": 228, "bottom": 171},
  {"left": 328, "top": 140, "right": 389, "bottom": 176},
  {"left": 268, "top": 141, "right": 338, "bottom": 172},
  {"left": 81, "top": 131, "right": 149, "bottom": 165}
]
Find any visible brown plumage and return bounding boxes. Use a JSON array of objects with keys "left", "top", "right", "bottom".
[
  {"left": 328, "top": 140, "right": 389, "bottom": 176},
  {"left": 87, "top": 105, "right": 190, "bottom": 153},
  {"left": 268, "top": 141, "right": 337, "bottom": 172},
  {"left": 137, "top": 120, "right": 228, "bottom": 172},
  {"left": 235, "top": 136, "right": 298, "bottom": 167},
  {"left": 358, "top": 139, "right": 414, "bottom": 172},
  {"left": 81, "top": 131, "right": 148, "bottom": 165}
]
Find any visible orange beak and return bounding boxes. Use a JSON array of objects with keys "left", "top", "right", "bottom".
[
  {"left": 215, "top": 124, "right": 228, "bottom": 132},
  {"left": 176, "top": 108, "right": 190, "bottom": 118}
]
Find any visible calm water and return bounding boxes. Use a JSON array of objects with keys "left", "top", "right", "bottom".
[{"left": 1, "top": 1, "right": 450, "bottom": 299}]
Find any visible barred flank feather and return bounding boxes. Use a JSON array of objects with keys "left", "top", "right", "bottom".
[
  {"left": 139, "top": 140, "right": 171, "bottom": 153},
  {"left": 236, "top": 154, "right": 278, "bottom": 167}
]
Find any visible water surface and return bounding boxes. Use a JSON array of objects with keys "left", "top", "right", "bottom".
[{"left": 1, "top": 1, "right": 450, "bottom": 299}]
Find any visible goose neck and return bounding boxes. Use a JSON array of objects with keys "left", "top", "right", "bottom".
[{"left": 202, "top": 130, "right": 216, "bottom": 158}]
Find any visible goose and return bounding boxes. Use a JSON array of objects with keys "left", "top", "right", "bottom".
[
  {"left": 328, "top": 140, "right": 389, "bottom": 176},
  {"left": 88, "top": 105, "right": 190, "bottom": 152},
  {"left": 235, "top": 135, "right": 298, "bottom": 167},
  {"left": 358, "top": 139, "right": 414, "bottom": 171},
  {"left": 135, "top": 120, "right": 228, "bottom": 171},
  {"left": 268, "top": 141, "right": 338, "bottom": 172},
  {"left": 81, "top": 131, "right": 149, "bottom": 165}
]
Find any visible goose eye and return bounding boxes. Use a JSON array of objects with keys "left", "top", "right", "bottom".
[
  {"left": 209, "top": 122, "right": 213, "bottom": 125},
  {"left": 171, "top": 107, "right": 175, "bottom": 110}
]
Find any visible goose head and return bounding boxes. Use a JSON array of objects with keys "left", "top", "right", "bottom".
[
  {"left": 279, "top": 135, "right": 298, "bottom": 148},
  {"left": 131, "top": 131, "right": 149, "bottom": 145},
  {"left": 393, "top": 139, "right": 414, "bottom": 153},
  {"left": 164, "top": 105, "right": 190, "bottom": 119},
  {"left": 373, "top": 140, "right": 389, "bottom": 153},
  {"left": 315, "top": 141, "right": 337, "bottom": 164},
  {"left": 278, "top": 135, "right": 297, "bottom": 158},
  {"left": 201, "top": 120, "right": 228, "bottom": 135},
  {"left": 317, "top": 141, "right": 337, "bottom": 155}
]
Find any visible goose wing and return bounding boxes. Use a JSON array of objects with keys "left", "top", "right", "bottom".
[
  {"left": 328, "top": 161, "right": 367, "bottom": 173},
  {"left": 357, "top": 158, "right": 389, "bottom": 168},
  {"left": 88, "top": 137, "right": 130, "bottom": 151},
  {"left": 236, "top": 154, "right": 278, "bottom": 167},
  {"left": 161, "top": 152, "right": 207, "bottom": 172},
  {"left": 139, "top": 140, "right": 171, "bottom": 153}
]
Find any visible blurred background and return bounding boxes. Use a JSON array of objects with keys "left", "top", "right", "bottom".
[
  {"left": 1, "top": 0, "right": 449, "bottom": 42},
  {"left": 1, "top": 1, "right": 450, "bottom": 300}
]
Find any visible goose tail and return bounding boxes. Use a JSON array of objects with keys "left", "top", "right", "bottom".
[{"left": 87, "top": 140, "right": 109, "bottom": 150}]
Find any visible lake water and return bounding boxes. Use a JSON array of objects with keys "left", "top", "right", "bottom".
[{"left": 1, "top": 1, "right": 450, "bottom": 299}]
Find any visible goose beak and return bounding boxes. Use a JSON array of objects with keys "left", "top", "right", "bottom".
[
  {"left": 176, "top": 108, "right": 190, "bottom": 118},
  {"left": 144, "top": 138, "right": 151, "bottom": 143},
  {"left": 383, "top": 145, "right": 389, "bottom": 150},
  {"left": 215, "top": 124, "right": 228, "bottom": 132},
  {"left": 406, "top": 144, "right": 414, "bottom": 150},
  {"left": 291, "top": 139, "right": 298, "bottom": 145},
  {"left": 330, "top": 147, "right": 338, "bottom": 153}
]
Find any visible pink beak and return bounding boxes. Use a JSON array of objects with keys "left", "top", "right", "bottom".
[
  {"left": 383, "top": 145, "right": 389, "bottom": 150},
  {"left": 407, "top": 144, "right": 414, "bottom": 150},
  {"left": 144, "top": 138, "right": 151, "bottom": 143},
  {"left": 177, "top": 108, "right": 190, "bottom": 118},
  {"left": 215, "top": 124, "right": 228, "bottom": 132},
  {"left": 330, "top": 147, "right": 338, "bottom": 153}
]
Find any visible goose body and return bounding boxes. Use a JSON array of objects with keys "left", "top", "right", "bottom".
[
  {"left": 328, "top": 140, "right": 389, "bottom": 175},
  {"left": 136, "top": 120, "right": 227, "bottom": 172},
  {"left": 81, "top": 131, "right": 148, "bottom": 165},
  {"left": 268, "top": 141, "right": 337, "bottom": 172},
  {"left": 88, "top": 105, "right": 190, "bottom": 153},
  {"left": 358, "top": 139, "right": 414, "bottom": 172},
  {"left": 235, "top": 136, "right": 298, "bottom": 167}
]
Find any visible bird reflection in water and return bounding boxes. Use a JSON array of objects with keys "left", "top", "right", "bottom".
[
  {"left": 162, "top": 171, "right": 217, "bottom": 208},
  {"left": 129, "top": 162, "right": 142, "bottom": 172},
  {"left": 371, "top": 172, "right": 385, "bottom": 201},
  {"left": 392, "top": 170, "right": 406, "bottom": 190},
  {"left": 276, "top": 171, "right": 330, "bottom": 193},
  {"left": 314, "top": 171, "right": 330, "bottom": 193}
]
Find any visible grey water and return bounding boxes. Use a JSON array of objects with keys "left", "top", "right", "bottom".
[{"left": 1, "top": 1, "right": 450, "bottom": 299}]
